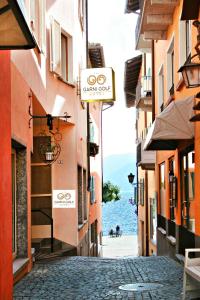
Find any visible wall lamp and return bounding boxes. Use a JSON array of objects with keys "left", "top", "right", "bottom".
[
  {"left": 128, "top": 172, "right": 135, "bottom": 185},
  {"left": 0, "top": 0, "right": 36, "bottom": 49},
  {"left": 178, "top": 20, "right": 200, "bottom": 88}
]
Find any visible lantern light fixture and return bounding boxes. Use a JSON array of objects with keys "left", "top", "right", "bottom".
[{"left": 128, "top": 173, "right": 135, "bottom": 184}]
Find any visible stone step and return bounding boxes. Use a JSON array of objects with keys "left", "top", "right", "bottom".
[
  {"left": 32, "top": 238, "right": 62, "bottom": 253},
  {"left": 35, "top": 247, "right": 77, "bottom": 262}
]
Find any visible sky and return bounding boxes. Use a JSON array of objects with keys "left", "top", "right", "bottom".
[{"left": 88, "top": 0, "right": 138, "bottom": 157}]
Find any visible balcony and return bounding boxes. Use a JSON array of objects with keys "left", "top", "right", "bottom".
[
  {"left": 136, "top": 76, "right": 152, "bottom": 111},
  {"left": 124, "top": 55, "right": 142, "bottom": 108},
  {"left": 135, "top": 1, "right": 151, "bottom": 51},
  {"left": 135, "top": 0, "right": 178, "bottom": 50},
  {"left": 137, "top": 140, "right": 156, "bottom": 170}
]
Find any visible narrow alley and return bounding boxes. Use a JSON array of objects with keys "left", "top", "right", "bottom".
[
  {"left": 14, "top": 256, "right": 183, "bottom": 300},
  {"left": 1, "top": 0, "right": 200, "bottom": 299}
]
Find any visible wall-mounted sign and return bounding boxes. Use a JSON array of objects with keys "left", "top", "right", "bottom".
[
  {"left": 81, "top": 67, "right": 115, "bottom": 102},
  {"left": 53, "top": 190, "right": 75, "bottom": 208}
]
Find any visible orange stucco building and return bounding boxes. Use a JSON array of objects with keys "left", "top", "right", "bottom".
[
  {"left": 126, "top": 0, "right": 200, "bottom": 259},
  {"left": 0, "top": 1, "right": 103, "bottom": 298}
]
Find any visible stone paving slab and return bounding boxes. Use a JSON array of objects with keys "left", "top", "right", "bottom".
[{"left": 14, "top": 256, "right": 183, "bottom": 300}]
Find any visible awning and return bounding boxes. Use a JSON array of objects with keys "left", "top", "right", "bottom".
[
  {"left": 125, "top": 0, "right": 140, "bottom": 14},
  {"left": 144, "top": 96, "right": 195, "bottom": 150},
  {"left": 181, "top": 0, "right": 200, "bottom": 20},
  {"left": 124, "top": 55, "right": 142, "bottom": 108}
]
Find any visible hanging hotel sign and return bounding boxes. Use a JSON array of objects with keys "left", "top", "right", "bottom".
[
  {"left": 80, "top": 67, "right": 115, "bottom": 102},
  {"left": 53, "top": 190, "right": 75, "bottom": 208}
]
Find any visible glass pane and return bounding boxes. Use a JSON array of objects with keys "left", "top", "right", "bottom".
[
  {"left": 160, "top": 163, "right": 166, "bottom": 217},
  {"left": 61, "top": 34, "right": 68, "bottom": 81},
  {"left": 188, "top": 151, "right": 195, "bottom": 199},
  {"left": 188, "top": 151, "right": 195, "bottom": 232},
  {"left": 181, "top": 150, "right": 195, "bottom": 232},
  {"left": 150, "top": 198, "right": 157, "bottom": 243}
]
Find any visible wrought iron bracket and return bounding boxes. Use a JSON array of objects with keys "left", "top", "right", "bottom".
[{"left": 28, "top": 104, "right": 71, "bottom": 130}]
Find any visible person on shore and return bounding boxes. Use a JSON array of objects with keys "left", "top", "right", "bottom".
[
  {"left": 109, "top": 229, "right": 114, "bottom": 237},
  {"left": 116, "top": 225, "right": 120, "bottom": 237}
]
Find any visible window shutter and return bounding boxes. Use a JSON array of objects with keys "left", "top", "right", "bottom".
[
  {"left": 50, "top": 17, "right": 61, "bottom": 76},
  {"left": 39, "top": 0, "right": 46, "bottom": 53}
]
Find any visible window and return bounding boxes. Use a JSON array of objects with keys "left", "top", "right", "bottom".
[
  {"left": 83, "top": 169, "right": 87, "bottom": 220},
  {"left": 50, "top": 18, "right": 73, "bottom": 83},
  {"left": 158, "top": 65, "right": 164, "bottom": 112},
  {"left": 30, "top": 0, "right": 46, "bottom": 52},
  {"left": 78, "top": 166, "right": 83, "bottom": 225},
  {"left": 61, "top": 34, "right": 68, "bottom": 82},
  {"left": 150, "top": 197, "right": 157, "bottom": 243},
  {"left": 186, "top": 21, "right": 191, "bottom": 59},
  {"left": 179, "top": 19, "right": 192, "bottom": 78},
  {"left": 78, "top": 166, "right": 87, "bottom": 225},
  {"left": 169, "top": 158, "right": 176, "bottom": 221},
  {"left": 167, "top": 37, "right": 174, "bottom": 97},
  {"left": 90, "top": 175, "right": 96, "bottom": 204},
  {"left": 181, "top": 149, "right": 195, "bottom": 232},
  {"left": 138, "top": 178, "right": 144, "bottom": 206},
  {"left": 159, "top": 163, "right": 166, "bottom": 217}
]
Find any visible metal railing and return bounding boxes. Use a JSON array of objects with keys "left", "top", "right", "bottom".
[
  {"left": 136, "top": 76, "right": 152, "bottom": 106},
  {"left": 32, "top": 209, "right": 54, "bottom": 253}
]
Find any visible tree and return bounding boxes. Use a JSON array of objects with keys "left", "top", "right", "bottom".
[{"left": 102, "top": 181, "right": 121, "bottom": 203}]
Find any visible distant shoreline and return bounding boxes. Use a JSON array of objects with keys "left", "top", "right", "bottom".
[{"left": 103, "top": 233, "right": 137, "bottom": 237}]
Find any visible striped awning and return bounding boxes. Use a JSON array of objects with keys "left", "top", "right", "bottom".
[
  {"left": 124, "top": 55, "right": 142, "bottom": 108},
  {"left": 144, "top": 96, "right": 194, "bottom": 151}
]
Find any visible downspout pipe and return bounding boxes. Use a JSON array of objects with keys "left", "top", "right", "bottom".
[
  {"left": 85, "top": 0, "right": 91, "bottom": 257},
  {"left": 86, "top": 0, "right": 90, "bottom": 192}
]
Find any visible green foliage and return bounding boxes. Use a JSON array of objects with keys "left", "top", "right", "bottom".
[{"left": 102, "top": 181, "right": 121, "bottom": 203}]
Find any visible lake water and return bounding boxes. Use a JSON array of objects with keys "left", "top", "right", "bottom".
[{"left": 102, "top": 191, "right": 138, "bottom": 236}]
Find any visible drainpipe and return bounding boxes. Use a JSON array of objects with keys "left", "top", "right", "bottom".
[
  {"left": 85, "top": 0, "right": 91, "bottom": 257},
  {"left": 85, "top": 0, "right": 90, "bottom": 191},
  {"left": 152, "top": 40, "right": 155, "bottom": 123}
]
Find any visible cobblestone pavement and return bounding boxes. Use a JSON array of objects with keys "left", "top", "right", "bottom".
[{"left": 14, "top": 256, "right": 183, "bottom": 300}]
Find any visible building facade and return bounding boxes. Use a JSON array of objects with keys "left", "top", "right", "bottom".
[
  {"left": 125, "top": 53, "right": 156, "bottom": 256},
  {"left": 0, "top": 1, "right": 103, "bottom": 298},
  {"left": 126, "top": 0, "right": 200, "bottom": 259}
]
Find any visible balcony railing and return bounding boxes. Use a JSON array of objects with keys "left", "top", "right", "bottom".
[
  {"left": 136, "top": 140, "right": 156, "bottom": 170},
  {"left": 136, "top": 76, "right": 152, "bottom": 111}
]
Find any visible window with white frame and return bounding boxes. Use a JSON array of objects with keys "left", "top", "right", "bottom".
[
  {"left": 50, "top": 18, "right": 73, "bottom": 83},
  {"left": 158, "top": 65, "right": 164, "bottom": 112},
  {"left": 30, "top": 0, "right": 46, "bottom": 52},
  {"left": 179, "top": 19, "right": 192, "bottom": 77},
  {"left": 159, "top": 162, "right": 166, "bottom": 218},
  {"left": 167, "top": 37, "right": 174, "bottom": 97}
]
